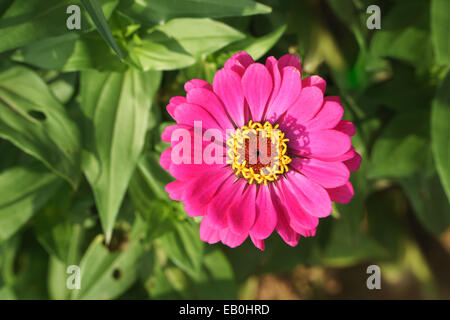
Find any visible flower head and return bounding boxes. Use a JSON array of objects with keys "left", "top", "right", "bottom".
[{"left": 160, "top": 52, "right": 361, "bottom": 250}]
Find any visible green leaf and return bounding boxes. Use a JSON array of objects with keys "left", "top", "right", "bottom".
[
  {"left": 129, "top": 33, "right": 196, "bottom": 71},
  {"left": 369, "top": 109, "right": 429, "bottom": 179},
  {"left": 12, "top": 32, "right": 126, "bottom": 72},
  {"left": 431, "top": 72, "right": 450, "bottom": 202},
  {"left": 157, "top": 220, "right": 204, "bottom": 278},
  {"left": 119, "top": 0, "right": 271, "bottom": 24},
  {"left": 400, "top": 153, "right": 450, "bottom": 235},
  {"left": 0, "top": 162, "right": 62, "bottom": 242},
  {"left": 71, "top": 217, "right": 147, "bottom": 299},
  {"left": 33, "top": 185, "right": 88, "bottom": 264},
  {"left": 222, "top": 24, "right": 286, "bottom": 61},
  {"left": 370, "top": 0, "right": 433, "bottom": 67},
  {"left": 194, "top": 249, "right": 237, "bottom": 299},
  {"left": 154, "top": 18, "right": 244, "bottom": 58},
  {"left": 0, "top": 0, "right": 117, "bottom": 54},
  {"left": 0, "top": 67, "right": 82, "bottom": 186},
  {"left": 431, "top": 0, "right": 450, "bottom": 65},
  {"left": 80, "top": 68, "right": 161, "bottom": 241},
  {"left": 80, "top": 0, "right": 123, "bottom": 59}
]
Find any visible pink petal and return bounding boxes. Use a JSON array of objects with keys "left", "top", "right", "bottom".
[
  {"left": 335, "top": 120, "right": 356, "bottom": 136},
  {"left": 242, "top": 63, "right": 273, "bottom": 122},
  {"left": 207, "top": 177, "right": 245, "bottom": 228},
  {"left": 159, "top": 148, "right": 172, "bottom": 171},
  {"left": 293, "top": 129, "right": 351, "bottom": 159},
  {"left": 344, "top": 152, "right": 362, "bottom": 172},
  {"left": 278, "top": 178, "right": 320, "bottom": 228},
  {"left": 271, "top": 186, "right": 300, "bottom": 246},
  {"left": 224, "top": 51, "right": 254, "bottom": 77},
  {"left": 173, "top": 103, "right": 221, "bottom": 131},
  {"left": 284, "top": 86, "right": 323, "bottom": 125},
  {"left": 283, "top": 171, "right": 332, "bottom": 218},
  {"left": 250, "top": 235, "right": 265, "bottom": 250},
  {"left": 265, "top": 56, "right": 282, "bottom": 115},
  {"left": 228, "top": 184, "right": 257, "bottom": 234},
  {"left": 250, "top": 186, "right": 277, "bottom": 239},
  {"left": 186, "top": 88, "right": 234, "bottom": 130},
  {"left": 166, "top": 96, "right": 186, "bottom": 119},
  {"left": 161, "top": 124, "right": 190, "bottom": 144},
  {"left": 184, "top": 79, "right": 212, "bottom": 92},
  {"left": 165, "top": 180, "right": 185, "bottom": 201},
  {"left": 327, "top": 181, "right": 354, "bottom": 204},
  {"left": 302, "top": 75, "right": 326, "bottom": 94},
  {"left": 291, "top": 158, "right": 350, "bottom": 189},
  {"left": 170, "top": 161, "right": 223, "bottom": 180},
  {"left": 213, "top": 68, "right": 245, "bottom": 127},
  {"left": 305, "top": 97, "right": 344, "bottom": 131},
  {"left": 265, "top": 66, "right": 302, "bottom": 121},
  {"left": 278, "top": 54, "right": 301, "bottom": 72},
  {"left": 183, "top": 169, "right": 232, "bottom": 217},
  {"left": 200, "top": 215, "right": 221, "bottom": 244},
  {"left": 220, "top": 228, "right": 248, "bottom": 248}
]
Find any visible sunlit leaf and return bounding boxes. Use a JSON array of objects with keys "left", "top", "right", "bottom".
[
  {"left": 431, "top": 72, "right": 450, "bottom": 202},
  {"left": 80, "top": 68, "right": 161, "bottom": 241}
]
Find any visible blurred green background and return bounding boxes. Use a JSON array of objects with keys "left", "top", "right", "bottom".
[{"left": 0, "top": 0, "right": 449, "bottom": 299}]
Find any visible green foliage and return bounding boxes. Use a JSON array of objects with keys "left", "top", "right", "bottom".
[{"left": 0, "top": 0, "right": 449, "bottom": 300}]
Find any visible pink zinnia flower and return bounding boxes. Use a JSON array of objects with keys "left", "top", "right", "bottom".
[{"left": 160, "top": 52, "right": 361, "bottom": 250}]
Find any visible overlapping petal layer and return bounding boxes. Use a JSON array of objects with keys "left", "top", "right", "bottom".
[{"left": 161, "top": 52, "right": 361, "bottom": 250}]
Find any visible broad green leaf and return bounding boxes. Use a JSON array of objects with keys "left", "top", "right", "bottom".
[
  {"left": 222, "top": 24, "right": 286, "bottom": 61},
  {"left": 0, "top": 0, "right": 117, "bottom": 53},
  {"left": 12, "top": 32, "right": 125, "bottom": 72},
  {"left": 71, "top": 217, "right": 147, "bottom": 300},
  {"left": 431, "top": 72, "right": 450, "bottom": 202},
  {"left": 370, "top": 0, "right": 433, "bottom": 67},
  {"left": 129, "top": 33, "right": 196, "bottom": 71},
  {"left": 431, "top": 0, "right": 450, "bottom": 65},
  {"left": 0, "top": 67, "right": 82, "bottom": 186},
  {"left": 119, "top": 0, "right": 271, "bottom": 24},
  {"left": 47, "top": 256, "right": 70, "bottom": 300},
  {"left": 369, "top": 109, "right": 429, "bottom": 179},
  {"left": 0, "top": 162, "right": 62, "bottom": 242},
  {"left": 157, "top": 220, "right": 204, "bottom": 278},
  {"left": 80, "top": 0, "right": 123, "bottom": 59},
  {"left": 80, "top": 68, "right": 161, "bottom": 241},
  {"left": 401, "top": 153, "right": 450, "bottom": 235},
  {"left": 154, "top": 18, "right": 244, "bottom": 58}
]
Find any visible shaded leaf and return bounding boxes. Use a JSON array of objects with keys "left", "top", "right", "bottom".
[
  {"left": 80, "top": 0, "right": 123, "bottom": 59},
  {"left": 12, "top": 32, "right": 126, "bottom": 72},
  {"left": 119, "top": 0, "right": 271, "bottom": 24},
  {"left": 369, "top": 109, "right": 429, "bottom": 179},
  {"left": 0, "top": 67, "right": 82, "bottom": 186},
  {"left": 370, "top": 0, "right": 433, "bottom": 67},
  {"left": 0, "top": 0, "right": 117, "bottom": 53},
  {"left": 0, "top": 162, "right": 62, "bottom": 242}
]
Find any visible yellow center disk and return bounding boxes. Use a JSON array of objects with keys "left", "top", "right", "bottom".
[{"left": 226, "top": 120, "right": 291, "bottom": 185}]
